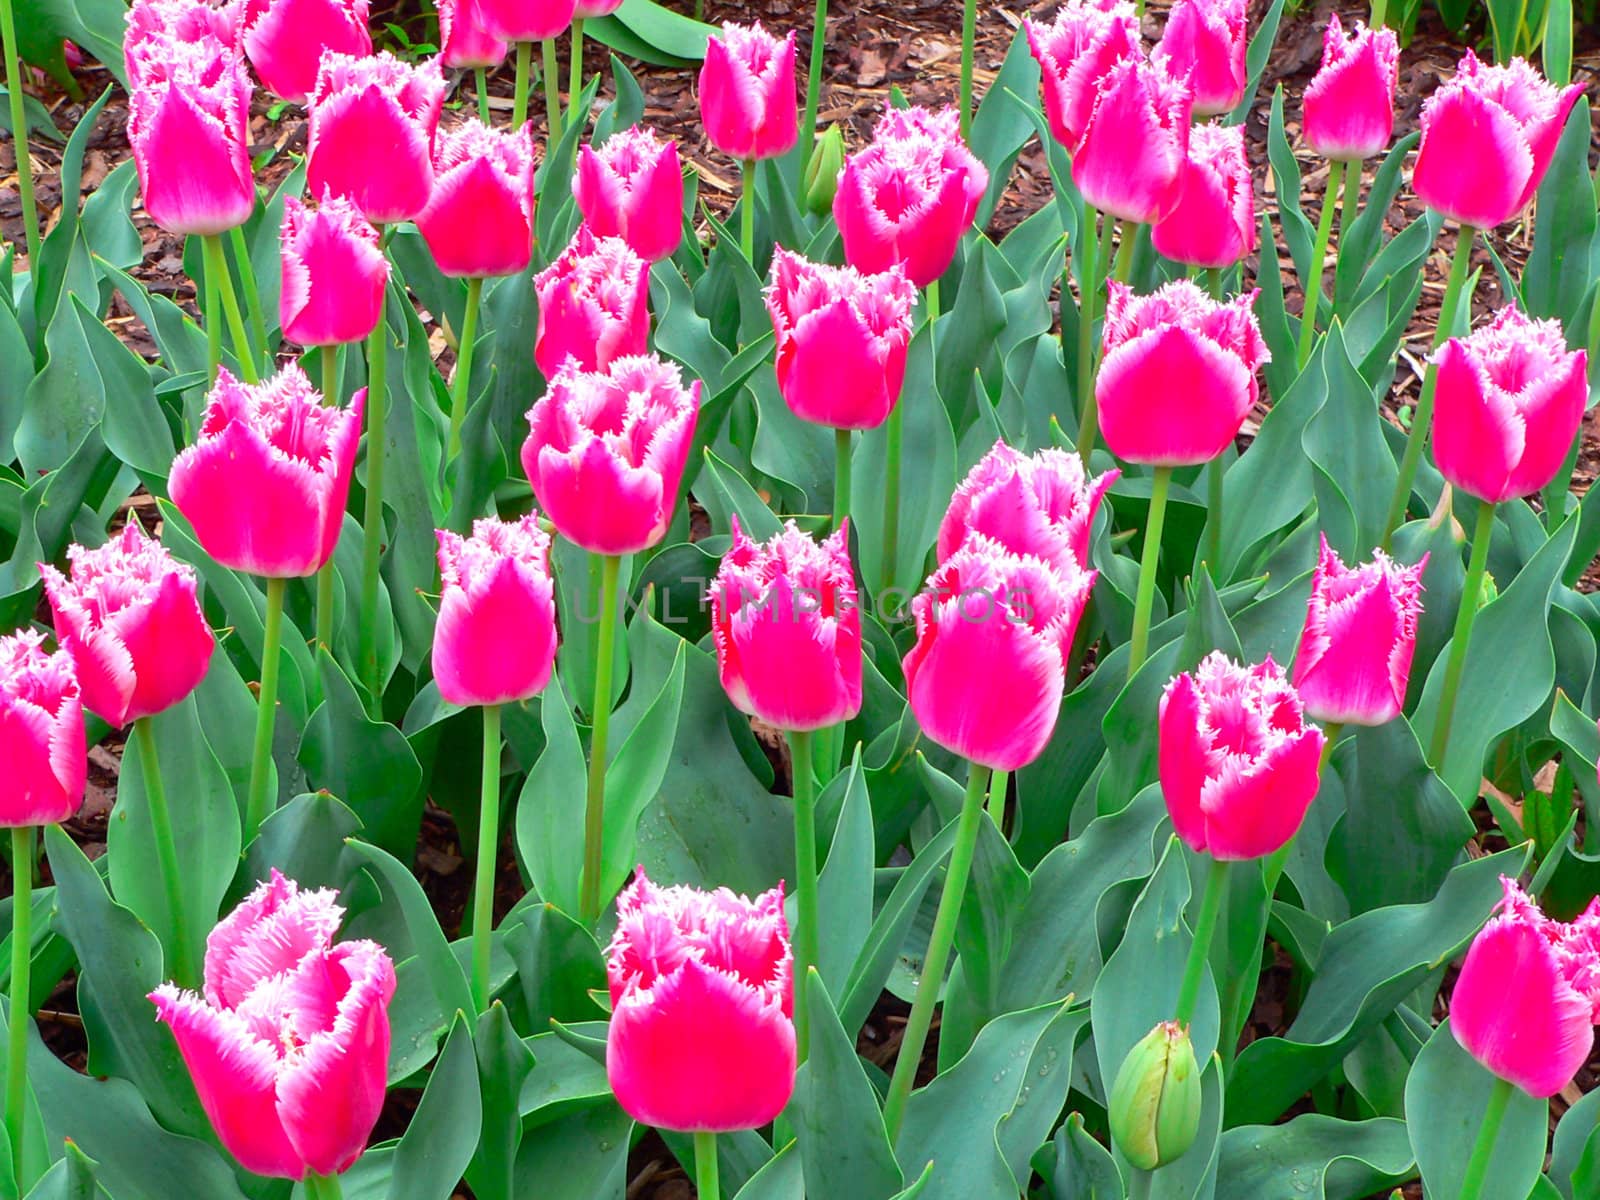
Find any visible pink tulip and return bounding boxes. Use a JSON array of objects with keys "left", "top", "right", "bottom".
[
  {"left": 699, "top": 22, "right": 798, "bottom": 162},
  {"left": 522, "top": 354, "right": 699, "bottom": 556},
  {"left": 606, "top": 871, "right": 795, "bottom": 1132},
  {"left": 307, "top": 51, "right": 446, "bottom": 226},
  {"left": 432, "top": 514, "right": 558, "bottom": 708},
  {"left": 1158, "top": 652, "right": 1325, "bottom": 860},
  {"left": 902, "top": 538, "right": 1095, "bottom": 771},
  {"left": 1450, "top": 877, "right": 1600, "bottom": 1098},
  {"left": 239, "top": 0, "right": 371, "bottom": 104},
  {"left": 765, "top": 249, "right": 916, "bottom": 430},
  {"left": 937, "top": 440, "right": 1119, "bottom": 573},
  {"left": 573, "top": 0, "right": 622, "bottom": 14},
  {"left": 280, "top": 192, "right": 389, "bottom": 347},
  {"left": 709, "top": 519, "right": 862, "bottom": 732},
  {"left": 127, "top": 38, "right": 256, "bottom": 237},
  {"left": 1023, "top": 0, "right": 1141, "bottom": 150},
  {"left": 0, "top": 631, "right": 85, "bottom": 829},
  {"left": 1431, "top": 306, "right": 1589, "bottom": 504},
  {"left": 1302, "top": 15, "right": 1399, "bottom": 161},
  {"left": 1072, "top": 55, "right": 1193, "bottom": 225},
  {"left": 573, "top": 126, "right": 684, "bottom": 264},
  {"left": 1413, "top": 51, "right": 1583, "bottom": 229},
  {"left": 1292, "top": 536, "right": 1427, "bottom": 727},
  {"left": 833, "top": 105, "right": 990, "bottom": 289},
  {"left": 39, "top": 524, "right": 215, "bottom": 729},
  {"left": 532, "top": 226, "right": 649, "bottom": 377},
  {"left": 169, "top": 365, "right": 365, "bottom": 578},
  {"left": 149, "top": 871, "right": 396, "bottom": 1179},
  {"left": 1151, "top": 121, "right": 1256, "bottom": 269},
  {"left": 124, "top": 0, "right": 237, "bottom": 86},
  {"left": 477, "top": 0, "right": 575, "bottom": 43},
  {"left": 417, "top": 121, "right": 537, "bottom": 278},
  {"left": 1152, "top": 0, "right": 1247, "bottom": 117},
  {"left": 1097, "top": 279, "right": 1269, "bottom": 466},
  {"left": 438, "top": 0, "right": 508, "bottom": 70}
]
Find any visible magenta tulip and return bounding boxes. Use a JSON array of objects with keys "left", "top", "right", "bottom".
[
  {"left": 280, "top": 192, "right": 389, "bottom": 348},
  {"left": 432, "top": 515, "right": 558, "bottom": 708},
  {"left": 1151, "top": 121, "right": 1256, "bottom": 269},
  {"left": 710, "top": 519, "right": 862, "bottom": 732},
  {"left": 418, "top": 121, "right": 537, "bottom": 278},
  {"left": 1158, "top": 652, "right": 1326, "bottom": 860},
  {"left": 307, "top": 50, "right": 446, "bottom": 226},
  {"left": 522, "top": 354, "right": 699, "bottom": 556},
  {"left": 239, "top": 0, "right": 371, "bottom": 104},
  {"left": 1097, "top": 279, "right": 1269, "bottom": 466},
  {"left": 903, "top": 538, "right": 1095, "bottom": 771},
  {"left": 938, "top": 440, "right": 1119, "bottom": 573},
  {"left": 573, "top": 0, "right": 622, "bottom": 14},
  {"left": 1302, "top": 15, "right": 1399, "bottom": 161},
  {"left": 438, "top": 0, "right": 508, "bottom": 69},
  {"left": 477, "top": 0, "right": 575, "bottom": 43},
  {"left": 698, "top": 22, "right": 798, "bottom": 162},
  {"left": 532, "top": 226, "right": 649, "bottom": 377},
  {"left": 124, "top": 0, "right": 237, "bottom": 86},
  {"left": 833, "top": 105, "right": 990, "bottom": 289},
  {"left": 0, "top": 631, "right": 85, "bottom": 829},
  {"left": 573, "top": 125, "right": 684, "bottom": 264},
  {"left": 149, "top": 871, "right": 396, "bottom": 1179},
  {"left": 1432, "top": 306, "right": 1589, "bottom": 504},
  {"left": 606, "top": 871, "right": 795, "bottom": 1132},
  {"left": 39, "top": 524, "right": 215, "bottom": 729},
  {"left": 1152, "top": 0, "right": 1247, "bottom": 118},
  {"left": 1024, "top": 0, "right": 1141, "bottom": 151},
  {"left": 1413, "top": 51, "right": 1583, "bottom": 230},
  {"left": 169, "top": 365, "right": 364, "bottom": 578},
  {"left": 1072, "top": 55, "right": 1193, "bottom": 225},
  {"left": 765, "top": 248, "right": 916, "bottom": 430},
  {"left": 1450, "top": 877, "right": 1600, "bottom": 1098}
]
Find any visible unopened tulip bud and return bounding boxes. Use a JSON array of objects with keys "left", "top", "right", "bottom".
[
  {"left": 1108, "top": 1022, "right": 1203, "bottom": 1171},
  {"left": 802, "top": 125, "right": 844, "bottom": 216}
]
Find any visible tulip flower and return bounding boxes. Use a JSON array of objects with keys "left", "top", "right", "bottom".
[
  {"left": 0, "top": 630, "right": 85, "bottom": 831},
  {"left": 124, "top": 0, "right": 237, "bottom": 86},
  {"left": 149, "top": 871, "right": 397, "bottom": 1183},
  {"left": 307, "top": 51, "right": 447, "bottom": 227},
  {"left": 532, "top": 226, "right": 650, "bottom": 378},
  {"left": 1292, "top": 537, "right": 1427, "bottom": 729},
  {"left": 418, "top": 121, "right": 536, "bottom": 280},
  {"left": 801, "top": 124, "right": 845, "bottom": 216},
  {"left": 239, "top": 0, "right": 371, "bottom": 104},
  {"left": 569, "top": 0, "right": 623, "bottom": 136},
  {"left": 280, "top": 192, "right": 389, "bottom": 349},
  {"left": 1302, "top": 14, "right": 1399, "bottom": 162},
  {"left": 1072, "top": 55, "right": 1193, "bottom": 227},
  {"left": 573, "top": 0, "right": 621, "bottom": 13},
  {"left": 1152, "top": 0, "right": 1247, "bottom": 118},
  {"left": 477, "top": 0, "right": 574, "bottom": 43},
  {"left": 1024, "top": 0, "right": 1141, "bottom": 151},
  {"left": 938, "top": 440, "right": 1119, "bottom": 574},
  {"left": 573, "top": 125, "right": 684, "bottom": 264},
  {"left": 699, "top": 22, "right": 798, "bottom": 163},
  {"left": 438, "top": 0, "right": 508, "bottom": 69},
  {"left": 1151, "top": 122, "right": 1256, "bottom": 270}
]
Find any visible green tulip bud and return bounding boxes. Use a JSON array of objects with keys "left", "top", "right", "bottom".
[
  {"left": 1107, "top": 1021, "right": 1202, "bottom": 1171},
  {"left": 803, "top": 126, "right": 846, "bottom": 216}
]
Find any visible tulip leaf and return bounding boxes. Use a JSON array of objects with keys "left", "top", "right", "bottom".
[
  {"left": 1215, "top": 1115, "right": 1413, "bottom": 1198},
  {"left": 518, "top": 1024, "right": 612, "bottom": 1126},
  {"left": 386, "top": 1014, "right": 481, "bottom": 1200},
  {"left": 1039, "top": 1113, "right": 1124, "bottom": 1200},
  {"left": 16, "top": 282, "right": 108, "bottom": 477},
  {"left": 1303, "top": 322, "right": 1397, "bottom": 560},
  {"left": 511, "top": 1100, "right": 632, "bottom": 1200},
  {"left": 514, "top": 672, "right": 589, "bottom": 917},
  {"left": 21, "top": 1138, "right": 103, "bottom": 1200},
  {"left": 1333, "top": 133, "right": 1420, "bottom": 311},
  {"left": 1549, "top": 1084, "right": 1600, "bottom": 1199},
  {"left": 970, "top": 28, "right": 1043, "bottom": 228},
  {"left": 240, "top": 790, "right": 372, "bottom": 909},
  {"left": 1525, "top": 98, "right": 1597, "bottom": 335},
  {"left": 814, "top": 748, "right": 875, "bottom": 998},
  {"left": 1266, "top": 86, "right": 1314, "bottom": 295},
  {"left": 505, "top": 903, "right": 606, "bottom": 1035},
  {"left": 733, "top": 1141, "right": 803, "bottom": 1200}
]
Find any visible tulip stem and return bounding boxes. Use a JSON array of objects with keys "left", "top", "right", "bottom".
[
  {"left": 1370, "top": 0, "right": 1387, "bottom": 27},
  {"left": 1429, "top": 499, "right": 1495, "bottom": 768},
  {"left": 987, "top": 769, "right": 1007, "bottom": 830},
  {"left": 883, "top": 759, "right": 992, "bottom": 1144},
  {"left": 475, "top": 67, "right": 490, "bottom": 123},
  {"left": 693, "top": 1131, "right": 719, "bottom": 1200},
  {"left": 471, "top": 703, "right": 503, "bottom": 1013},
  {"left": 227, "top": 224, "right": 270, "bottom": 376},
  {"left": 1073, "top": 206, "right": 1105, "bottom": 465},
  {"left": 203, "top": 235, "right": 259, "bottom": 384},
  {"left": 6, "top": 825, "right": 33, "bottom": 1197},
  {"left": 203, "top": 238, "right": 223, "bottom": 387},
  {"left": 543, "top": 38, "right": 563, "bottom": 147},
  {"left": 579, "top": 553, "right": 622, "bottom": 925},
  {"left": 245, "top": 577, "right": 287, "bottom": 847},
  {"left": 787, "top": 729, "right": 820, "bottom": 1066},
  {"left": 740, "top": 159, "right": 756, "bottom": 263},
  {"left": 1296, "top": 159, "right": 1347, "bottom": 371},
  {"left": 316, "top": 348, "right": 340, "bottom": 652},
  {"left": 881, "top": 405, "right": 903, "bottom": 596},
  {"left": 305, "top": 1171, "right": 345, "bottom": 1200},
  {"left": 512, "top": 41, "right": 532, "bottom": 130},
  {"left": 1459, "top": 1075, "right": 1515, "bottom": 1200},
  {"left": 1127, "top": 466, "right": 1172, "bottom": 682},
  {"left": 801, "top": 0, "right": 827, "bottom": 167},
  {"left": 1381, "top": 224, "right": 1476, "bottom": 549},
  {"left": 1174, "top": 855, "right": 1228, "bottom": 1028},
  {"left": 360, "top": 298, "right": 390, "bottom": 717},
  {"left": 569, "top": 19, "right": 585, "bottom": 115},
  {"left": 448, "top": 276, "right": 485, "bottom": 465},
  {"left": 0, "top": 0, "right": 39, "bottom": 270},
  {"left": 1204, "top": 457, "right": 1224, "bottom": 573},
  {"left": 135, "top": 717, "right": 197, "bottom": 990},
  {"left": 960, "top": 0, "right": 977, "bottom": 138},
  {"left": 1112, "top": 219, "right": 1137, "bottom": 285},
  {"left": 833, "top": 428, "right": 852, "bottom": 533}
]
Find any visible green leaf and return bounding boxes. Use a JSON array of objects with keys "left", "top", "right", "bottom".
[
  {"left": 1524, "top": 98, "right": 1594, "bottom": 332},
  {"left": 733, "top": 1142, "right": 803, "bottom": 1200},
  {"left": 0, "top": 85, "right": 64, "bottom": 142},
  {"left": 1216, "top": 1115, "right": 1412, "bottom": 1198},
  {"left": 506, "top": 904, "right": 606, "bottom": 1033},
  {"left": 1041, "top": 1114, "right": 1123, "bottom": 1200},
  {"left": 17, "top": 284, "right": 107, "bottom": 476},
  {"left": 970, "top": 28, "right": 1042, "bottom": 227},
  {"left": 388, "top": 1013, "right": 482, "bottom": 1200},
  {"left": 22, "top": 1139, "right": 103, "bottom": 1200},
  {"left": 815, "top": 749, "right": 875, "bottom": 997},
  {"left": 510, "top": 1101, "right": 632, "bottom": 1199},
  {"left": 515, "top": 673, "right": 588, "bottom": 916},
  {"left": 588, "top": 0, "right": 715, "bottom": 66},
  {"left": 1302, "top": 322, "right": 1396, "bottom": 559}
]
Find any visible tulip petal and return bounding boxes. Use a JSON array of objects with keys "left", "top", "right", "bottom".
[
  {"left": 1414, "top": 83, "right": 1533, "bottom": 228},
  {"left": 1196, "top": 727, "right": 1325, "bottom": 860},
  {"left": 432, "top": 558, "right": 557, "bottom": 706},
  {"left": 1097, "top": 325, "right": 1254, "bottom": 466},
  {"left": 1157, "top": 672, "right": 1213, "bottom": 854}
]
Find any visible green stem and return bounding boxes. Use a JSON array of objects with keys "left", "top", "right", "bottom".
[
  {"left": 569, "top": 19, "right": 584, "bottom": 115},
  {"left": 1074, "top": 204, "right": 1101, "bottom": 465},
  {"left": 1381, "top": 224, "right": 1476, "bottom": 549},
  {"left": 1203, "top": 266, "right": 1222, "bottom": 300},
  {"left": 833, "top": 427, "right": 852, "bottom": 533},
  {"left": 203, "top": 238, "right": 223, "bottom": 387},
  {"left": 1429, "top": 499, "right": 1496, "bottom": 767},
  {"left": 1126, "top": 467, "right": 1173, "bottom": 682},
  {"left": 1458, "top": 1076, "right": 1515, "bottom": 1200},
  {"left": 204, "top": 234, "right": 258, "bottom": 384},
  {"left": 801, "top": 0, "right": 827, "bottom": 166},
  {"left": 740, "top": 159, "right": 756, "bottom": 263},
  {"left": 1205, "top": 456, "right": 1224, "bottom": 572},
  {"left": 881, "top": 401, "right": 903, "bottom": 594},
  {"left": 1370, "top": 0, "right": 1388, "bottom": 27},
  {"left": 542, "top": 37, "right": 563, "bottom": 146},
  {"left": 693, "top": 1130, "right": 720, "bottom": 1200},
  {"left": 448, "top": 277, "right": 485, "bottom": 464},
  {"left": 244, "top": 577, "right": 287, "bottom": 847},
  {"left": 883, "top": 760, "right": 992, "bottom": 1143},
  {"left": 1129, "top": 1167, "right": 1153, "bottom": 1200},
  {"left": 579, "top": 553, "right": 622, "bottom": 925},
  {"left": 1174, "top": 855, "right": 1229, "bottom": 1028},
  {"left": 228, "top": 224, "right": 270, "bottom": 375},
  {"left": 475, "top": 67, "right": 490, "bottom": 122},
  {"left": 316, "top": 347, "right": 340, "bottom": 652},
  {"left": 471, "top": 704, "right": 503, "bottom": 1012},
  {"left": 1112, "top": 218, "right": 1137, "bottom": 284},
  {"left": 987, "top": 769, "right": 1008, "bottom": 830},
  {"left": 788, "top": 729, "right": 819, "bottom": 1065},
  {"left": 1262, "top": 724, "right": 1340, "bottom": 901},
  {"left": 1296, "top": 159, "right": 1346, "bottom": 371},
  {"left": 959, "top": 0, "right": 976, "bottom": 140},
  {"left": 135, "top": 718, "right": 196, "bottom": 990},
  {"left": 0, "top": 0, "right": 39, "bottom": 269},
  {"left": 6, "top": 826, "right": 33, "bottom": 1198},
  {"left": 304, "top": 1171, "right": 345, "bottom": 1200},
  {"left": 511, "top": 41, "right": 532, "bottom": 129},
  {"left": 360, "top": 297, "right": 389, "bottom": 717}
]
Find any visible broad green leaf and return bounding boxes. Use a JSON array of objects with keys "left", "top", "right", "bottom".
[
  {"left": 514, "top": 673, "right": 588, "bottom": 916},
  {"left": 506, "top": 904, "right": 606, "bottom": 1033},
  {"left": 1216, "top": 1115, "right": 1412, "bottom": 1199},
  {"left": 1040, "top": 1114, "right": 1123, "bottom": 1200},
  {"left": 22, "top": 1139, "right": 103, "bottom": 1200},
  {"left": 388, "top": 1014, "right": 481, "bottom": 1200},
  {"left": 1549, "top": 1085, "right": 1600, "bottom": 1198},
  {"left": 1302, "top": 322, "right": 1396, "bottom": 559},
  {"left": 814, "top": 750, "right": 875, "bottom": 997},
  {"left": 510, "top": 1101, "right": 632, "bottom": 1200}
]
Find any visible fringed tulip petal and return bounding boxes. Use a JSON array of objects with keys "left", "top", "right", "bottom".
[
  {"left": 280, "top": 192, "right": 389, "bottom": 348},
  {"left": 1152, "top": 0, "right": 1247, "bottom": 117},
  {"left": 573, "top": 126, "right": 684, "bottom": 263},
  {"left": 240, "top": 0, "right": 371, "bottom": 104},
  {"left": 533, "top": 227, "right": 649, "bottom": 376},
  {"left": 0, "top": 632, "right": 85, "bottom": 828},
  {"left": 1302, "top": 15, "right": 1399, "bottom": 160},
  {"left": 699, "top": 23, "right": 798, "bottom": 161},
  {"left": 1024, "top": 1, "right": 1141, "bottom": 149},
  {"left": 478, "top": 0, "right": 575, "bottom": 43},
  {"left": 418, "top": 122, "right": 537, "bottom": 278},
  {"left": 438, "top": 0, "right": 508, "bottom": 68},
  {"left": 1151, "top": 122, "right": 1256, "bottom": 270},
  {"left": 1072, "top": 57, "right": 1192, "bottom": 225}
]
